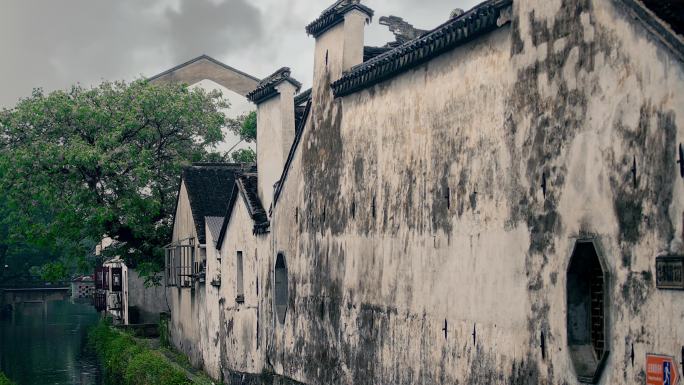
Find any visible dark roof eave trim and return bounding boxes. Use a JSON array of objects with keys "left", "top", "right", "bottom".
[
  {"left": 215, "top": 183, "right": 240, "bottom": 250},
  {"left": 236, "top": 176, "right": 270, "bottom": 231},
  {"left": 306, "top": 4, "right": 374, "bottom": 38},
  {"left": 272, "top": 100, "right": 312, "bottom": 209},
  {"left": 614, "top": 0, "right": 684, "bottom": 63},
  {"left": 169, "top": 175, "right": 184, "bottom": 244},
  {"left": 331, "top": 0, "right": 512, "bottom": 98},
  {"left": 216, "top": 176, "right": 270, "bottom": 248},
  {"left": 247, "top": 78, "right": 302, "bottom": 105},
  {"left": 294, "top": 88, "right": 312, "bottom": 105},
  {"left": 253, "top": 223, "right": 270, "bottom": 235},
  {"left": 248, "top": 88, "right": 280, "bottom": 105},
  {"left": 247, "top": 66, "right": 302, "bottom": 104}
]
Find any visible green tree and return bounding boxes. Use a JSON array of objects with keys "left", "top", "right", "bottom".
[
  {"left": 0, "top": 80, "right": 229, "bottom": 278},
  {"left": 0, "top": 371, "right": 16, "bottom": 385},
  {"left": 230, "top": 148, "right": 256, "bottom": 163},
  {"left": 226, "top": 110, "right": 256, "bottom": 164},
  {"left": 227, "top": 110, "right": 256, "bottom": 143}
]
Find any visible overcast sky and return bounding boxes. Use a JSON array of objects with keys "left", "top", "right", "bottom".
[{"left": 0, "top": 0, "right": 480, "bottom": 108}]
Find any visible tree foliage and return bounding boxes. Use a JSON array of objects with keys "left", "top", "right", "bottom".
[
  {"left": 0, "top": 80, "right": 229, "bottom": 276},
  {"left": 0, "top": 371, "right": 16, "bottom": 385},
  {"left": 227, "top": 110, "right": 256, "bottom": 143},
  {"left": 230, "top": 148, "right": 256, "bottom": 163},
  {"left": 225, "top": 110, "right": 256, "bottom": 164}
]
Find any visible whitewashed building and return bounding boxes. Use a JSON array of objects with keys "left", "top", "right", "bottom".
[
  {"left": 94, "top": 257, "right": 129, "bottom": 325},
  {"left": 166, "top": 1, "right": 684, "bottom": 384},
  {"left": 148, "top": 55, "right": 261, "bottom": 154}
]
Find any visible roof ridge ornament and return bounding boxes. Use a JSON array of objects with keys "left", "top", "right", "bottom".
[
  {"left": 450, "top": 9, "right": 465, "bottom": 19},
  {"left": 330, "top": 0, "right": 513, "bottom": 98},
  {"left": 306, "top": 0, "right": 374, "bottom": 37},
  {"left": 247, "top": 67, "right": 302, "bottom": 104},
  {"left": 322, "top": 0, "right": 361, "bottom": 15},
  {"left": 379, "top": 15, "right": 428, "bottom": 47}
]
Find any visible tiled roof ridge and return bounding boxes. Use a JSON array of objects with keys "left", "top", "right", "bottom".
[
  {"left": 364, "top": 46, "right": 393, "bottom": 61},
  {"left": 272, "top": 99, "right": 312, "bottom": 209},
  {"left": 331, "top": 0, "right": 512, "bottom": 97},
  {"left": 204, "top": 216, "right": 225, "bottom": 243},
  {"left": 294, "top": 88, "right": 312, "bottom": 105},
  {"left": 236, "top": 175, "right": 269, "bottom": 234},
  {"left": 147, "top": 54, "right": 261, "bottom": 83},
  {"left": 181, "top": 165, "right": 246, "bottom": 243},
  {"left": 616, "top": 0, "right": 684, "bottom": 62},
  {"left": 215, "top": 173, "right": 269, "bottom": 248},
  {"left": 247, "top": 67, "right": 303, "bottom": 104},
  {"left": 306, "top": 0, "right": 374, "bottom": 38}
]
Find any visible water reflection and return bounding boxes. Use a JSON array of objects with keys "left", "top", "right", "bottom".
[{"left": 0, "top": 300, "right": 102, "bottom": 385}]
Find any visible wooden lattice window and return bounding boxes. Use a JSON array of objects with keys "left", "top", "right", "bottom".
[
  {"left": 164, "top": 248, "right": 177, "bottom": 287},
  {"left": 165, "top": 243, "right": 195, "bottom": 288}
]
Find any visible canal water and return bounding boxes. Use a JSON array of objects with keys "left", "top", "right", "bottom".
[{"left": 0, "top": 300, "right": 102, "bottom": 385}]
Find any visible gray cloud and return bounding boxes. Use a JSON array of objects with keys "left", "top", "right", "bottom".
[
  {"left": 0, "top": 0, "right": 168, "bottom": 106},
  {"left": 165, "top": 0, "right": 263, "bottom": 62},
  {"left": 0, "top": 0, "right": 480, "bottom": 108}
]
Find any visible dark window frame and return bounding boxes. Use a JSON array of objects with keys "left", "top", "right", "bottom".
[
  {"left": 274, "top": 252, "right": 288, "bottom": 325},
  {"left": 566, "top": 238, "right": 610, "bottom": 384},
  {"left": 111, "top": 268, "right": 123, "bottom": 292},
  {"left": 236, "top": 251, "right": 245, "bottom": 304},
  {"left": 164, "top": 241, "right": 196, "bottom": 288}
]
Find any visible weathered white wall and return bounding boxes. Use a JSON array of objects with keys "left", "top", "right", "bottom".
[
  {"left": 171, "top": 182, "right": 197, "bottom": 244},
  {"left": 312, "top": 22, "right": 347, "bottom": 109},
  {"left": 167, "top": 1, "right": 684, "bottom": 384},
  {"left": 168, "top": 181, "right": 205, "bottom": 367},
  {"left": 201, "top": 224, "right": 223, "bottom": 380},
  {"left": 127, "top": 269, "right": 168, "bottom": 324},
  {"left": 257, "top": 96, "right": 282, "bottom": 213},
  {"left": 256, "top": 82, "right": 298, "bottom": 213},
  {"left": 218, "top": 198, "right": 266, "bottom": 377},
  {"left": 102, "top": 259, "right": 129, "bottom": 325},
  {"left": 191, "top": 80, "right": 255, "bottom": 155},
  {"left": 150, "top": 56, "right": 259, "bottom": 158},
  {"left": 264, "top": 1, "right": 684, "bottom": 384},
  {"left": 342, "top": 10, "right": 369, "bottom": 71}
]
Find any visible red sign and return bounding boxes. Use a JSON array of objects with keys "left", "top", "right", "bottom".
[{"left": 647, "top": 354, "right": 680, "bottom": 385}]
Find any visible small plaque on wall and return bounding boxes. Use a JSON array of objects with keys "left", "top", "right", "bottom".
[{"left": 656, "top": 255, "right": 684, "bottom": 290}]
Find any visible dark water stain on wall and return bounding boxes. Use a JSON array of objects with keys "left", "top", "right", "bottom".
[
  {"left": 504, "top": 2, "right": 599, "bottom": 383},
  {"left": 612, "top": 105, "right": 677, "bottom": 247},
  {"left": 266, "top": 0, "right": 682, "bottom": 383},
  {"left": 302, "top": 70, "right": 347, "bottom": 237},
  {"left": 621, "top": 270, "right": 653, "bottom": 315}
]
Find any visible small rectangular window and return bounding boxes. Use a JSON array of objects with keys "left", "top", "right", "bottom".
[
  {"left": 111, "top": 268, "right": 122, "bottom": 292},
  {"left": 236, "top": 251, "right": 244, "bottom": 303}
]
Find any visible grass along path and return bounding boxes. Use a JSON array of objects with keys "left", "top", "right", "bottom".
[{"left": 89, "top": 320, "right": 220, "bottom": 385}]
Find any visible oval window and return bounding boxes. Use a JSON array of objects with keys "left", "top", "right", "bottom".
[{"left": 274, "top": 253, "right": 288, "bottom": 324}]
